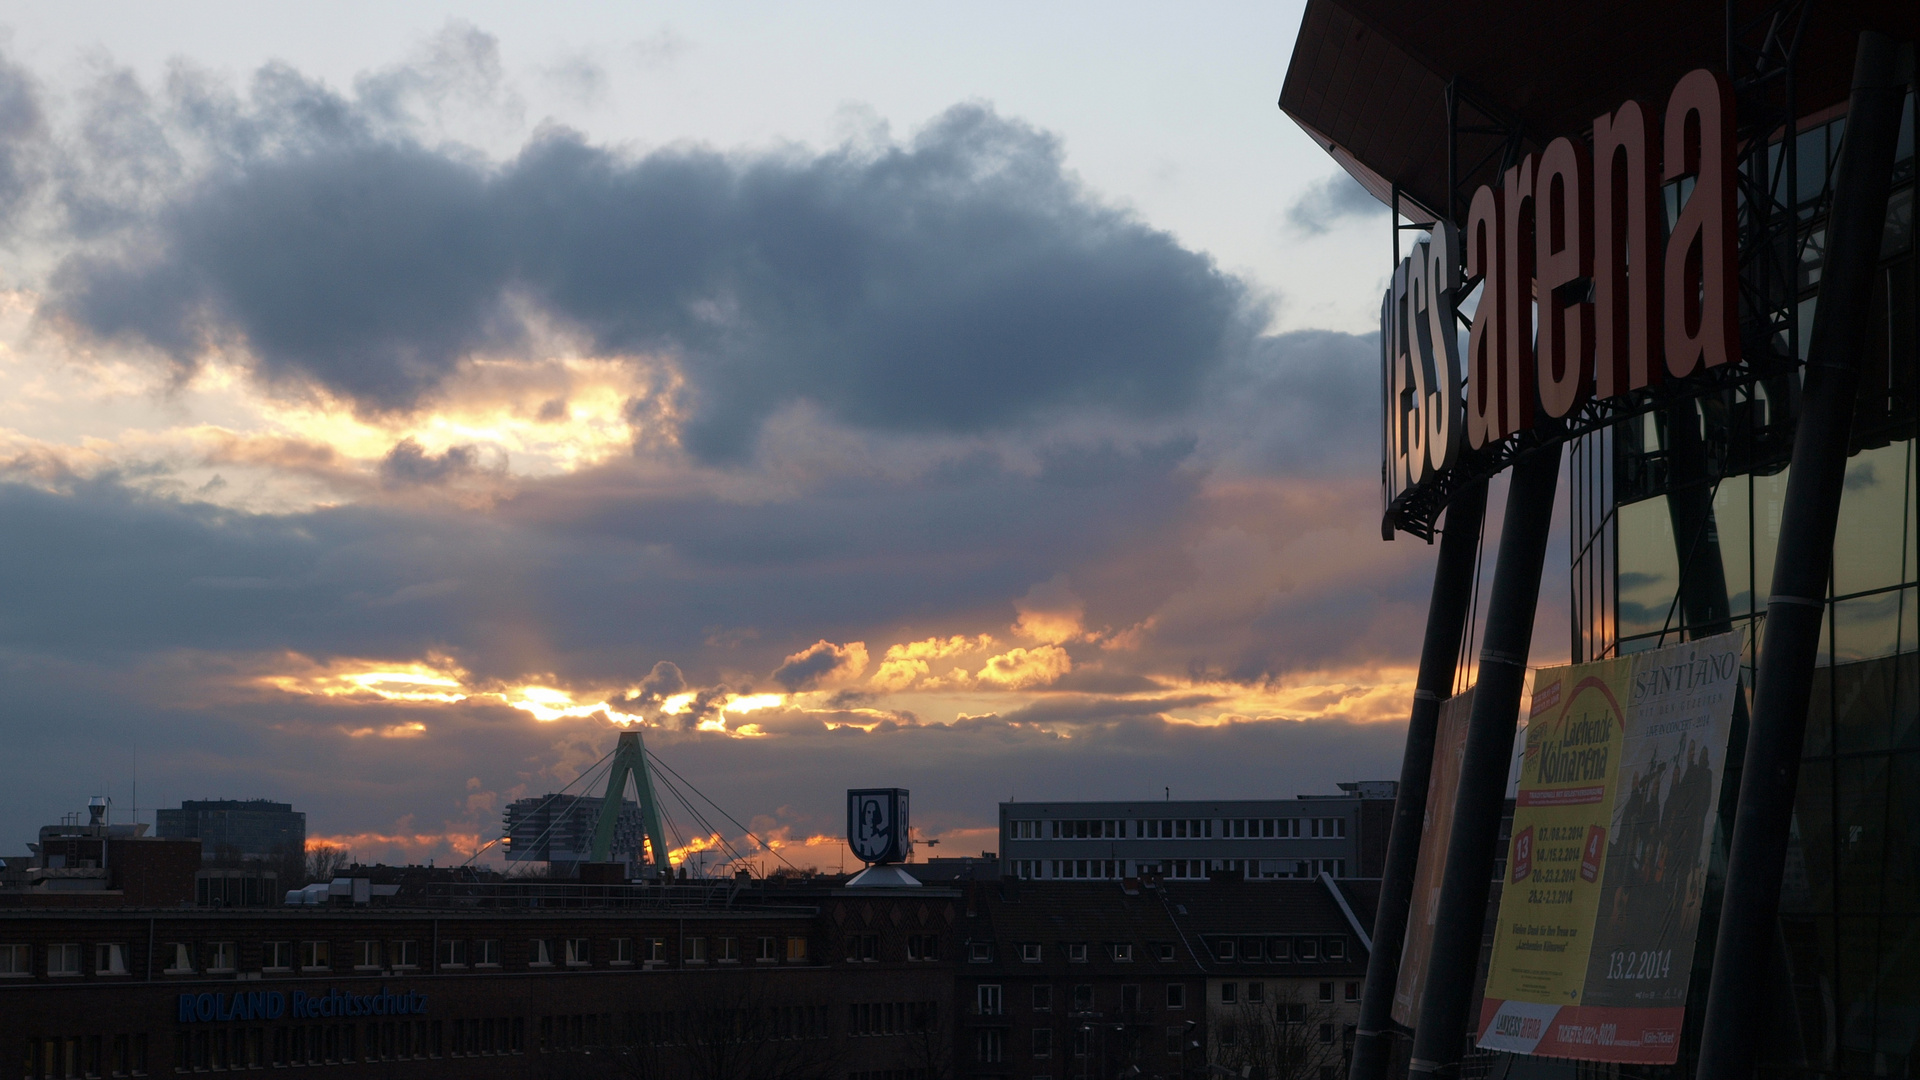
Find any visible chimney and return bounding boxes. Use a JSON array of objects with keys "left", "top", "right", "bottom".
[{"left": 88, "top": 797, "right": 109, "bottom": 828}]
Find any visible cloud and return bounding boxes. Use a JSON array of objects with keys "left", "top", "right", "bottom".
[
  {"left": 771, "top": 639, "right": 868, "bottom": 692},
  {"left": 41, "top": 74, "right": 1257, "bottom": 460},
  {"left": 869, "top": 634, "right": 994, "bottom": 691},
  {"left": 1284, "top": 171, "right": 1383, "bottom": 237},
  {"left": 975, "top": 644, "right": 1072, "bottom": 689},
  {"left": 1013, "top": 574, "right": 1086, "bottom": 644},
  {"left": 379, "top": 438, "right": 490, "bottom": 487}
]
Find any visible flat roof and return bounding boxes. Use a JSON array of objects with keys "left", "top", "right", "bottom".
[{"left": 1279, "top": 0, "right": 1915, "bottom": 221}]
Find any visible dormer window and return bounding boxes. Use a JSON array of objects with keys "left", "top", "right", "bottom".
[
  {"left": 1110, "top": 943, "right": 1134, "bottom": 962},
  {"left": 1214, "top": 938, "right": 1236, "bottom": 961},
  {"left": 1067, "top": 943, "right": 1088, "bottom": 963},
  {"left": 1021, "top": 943, "right": 1042, "bottom": 963}
]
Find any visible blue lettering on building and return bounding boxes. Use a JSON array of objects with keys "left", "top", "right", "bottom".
[{"left": 178, "top": 987, "right": 423, "bottom": 1023}]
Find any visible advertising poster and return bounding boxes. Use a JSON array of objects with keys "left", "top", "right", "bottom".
[
  {"left": 1477, "top": 632, "right": 1741, "bottom": 1063},
  {"left": 1391, "top": 688, "right": 1474, "bottom": 1028}
]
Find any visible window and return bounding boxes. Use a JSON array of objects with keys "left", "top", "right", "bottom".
[
  {"left": 976, "top": 1029, "right": 1004, "bottom": 1064},
  {"left": 1010, "top": 820, "right": 1044, "bottom": 839},
  {"left": 1346, "top": 981, "right": 1360, "bottom": 1002},
  {"left": 785, "top": 936, "right": 809, "bottom": 962},
  {"left": 1032, "top": 985, "right": 1052, "bottom": 1011},
  {"left": 300, "top": 940, "right": 329, "bottom": 970},
  {"left": 1166, "top": 1026, "right": 1185, "bottom": 1055},
  {"left": 978, "top": 984, "right": 1003, "bottom": 1015},
  {"left": 262, "top": 941, "right": 292, "bottom": 971},
  {"left": 1319, "top": 1023, "right": 1336, "bottom": 1044},
  {"left": 648, "top": 937, "right": 668, "bottom": 963},
  {"left": 1153, "top": 942, "right": 1175, "bottom": 962},
  {"left": 473, "top": 939, "right": 499, "bottom": 966},
  {"left": 1311, "top": 817, "right": 1346, "bottom": 839},
  {"left": 354, "top": 941, "right": 382, "bottom": 970},
  {"left": 969, "top": 941, "right": 993, "bottom": 963},
  {"left": 1032, "top": 1028, "right": 1052, "bottom": 1058},
  {"left": 391, "top": 940, "right": 419, "bottom": 968},
  {"left": 1110, "top": 942, "right": 1134, "bottom": 962},
  {"left": 909, "top": 934, "right": 940, "bottom": 961},
  {"left": 716, "top": 937, "right": 739, "bottom": 963},
  {"left": 1073, "top": 1028, "right": 1091, "bottom": 1056},
  {"left": 682, "top": 937, "right": 706, "bottom": 964},
  {"left": 1166, "top": 984, "right": 1186, "bottom": 1009},
  {"left": 1269, "top": 937, "right": 1292, "bottom": 962},
  {"left": 1249, "top": 982, "right": 1266, "bottom": 1004},
  {"left": 437, "top": 939, "right": 467, "bottom": 968},
  {"left": 1214, "top": 939, "right": 1236, "bottom": 961},
  {"left": 1021, "top": 942, "right": 1043, "bottom": 963},
  {"left": 1319, "top": 982, "right": 1334, "bottom": 1003},
  {"left": 1242, "top": 938, "right": 1265, "bottom": 962},
  {"left": 47, "top": 944, "right": 81, "bottom": 976},
  {"left": 1281, "top": 1003, "right": 1307, "bottom": 1023},
  {"left": 94, "top": 943, "right": 128, "bottom": 975},
  {"left": 566, "top": 938, "right": 591, "bottom": 966},
  {"left": 1050, "top": 819, "right": 1125, "bottom": 839},
  {"left": 611, "top": 938, "right": 634, "bottom": 965},
  {"left": 166, "top": 943, "right": 196, "bottom": 974},
  {"left": 1297, "top": 938, "right": 1319, "bottom": 962},
  {"left": 1122, "top": 984, "right": 1141, "bottom": 1013},
  {"left": 1221, "top": 982, "right": 1238, "bottom": 1005},
  {"left": 1072, "top": 984, "right": 1093, "bottom": 1011},
  {"left": 755, "top": 936, "right": 776, "bottom": 962},
  {"left": 1326, "top": 938, "right": 1347, "bottom": 960},
  {"left": 0, "top": 944, "right": 29, "bottom": 976},
  {"left": 529, "top": 939, "right": 553, "bottom": 966},
  {"left": 847, "top": 934, "right": 878, "bottom": 962},
  {"left": 1067, "top": 943, "right": 1088, "bottom": 963},
  {"left": 1221, "top": 1021, "right": 1240, "bottom": 1047}
]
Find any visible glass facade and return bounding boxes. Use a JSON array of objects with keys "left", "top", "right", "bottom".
[{"left": 1556, "top": 92, "right": 1919, "bottom": 1079}]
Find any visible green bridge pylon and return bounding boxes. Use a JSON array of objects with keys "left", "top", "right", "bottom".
[{"left": 589, "top": 728, "right": 673, "bottom": 879}]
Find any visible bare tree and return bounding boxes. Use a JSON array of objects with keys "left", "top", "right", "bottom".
[
  {"left": 304, "top": 844, "right": 351, "bottom": 883},
  {"left": 1214, "top": 991, "right": 1350, "bottom": 1080}
]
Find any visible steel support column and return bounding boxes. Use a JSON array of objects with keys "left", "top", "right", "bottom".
[
  {"left": 1696, "top": 31, "right": 1909, "bottom": 1080},
  {"left": 1407, "top": 442, "right": 1562, "bottom": 1078},
  {"left": 1349, "top": 479, "right": 1490, "bottom": 1080}
]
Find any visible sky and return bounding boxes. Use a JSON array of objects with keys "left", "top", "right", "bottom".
[{"left": 0, "top": 3, "right": 1567, "bottom": 872}]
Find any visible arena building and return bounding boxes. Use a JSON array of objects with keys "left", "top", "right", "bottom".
[{"left": 1280, "top": 4, "right": 1920, "bottom": 1079}]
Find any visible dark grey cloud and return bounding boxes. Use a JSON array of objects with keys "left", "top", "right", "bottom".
[
  {"left": 0, "top": 54, "right": 47, "bottom": 229},
  {"left": 770, "top": 641, "right": 851, "bottom": 693},
  {"left": 1284, "top": 171, "right": 1383, "bottom": 237},
  {"left": 1198, "top": 329, "right": 1377, "bottom": 478},
  {"left": 46, "top": 93, "right": 1255, "bottom": 460},
  {"left": 379, "top": 438, "right": 488, "bottom": 487}
]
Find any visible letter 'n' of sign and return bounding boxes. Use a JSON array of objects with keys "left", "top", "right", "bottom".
[
  {"left": 1465, "top": 185, "right": 1504, "bottom": 449},
  {"left": 1664, "top": 68, "right": 1740, "bottom": 377},
  {"left": 1593, "top": 99, "right": 1662, "bottom": 397},
  {"left": 1535, "top": 136, "right": 1594, "bottom": 418}
]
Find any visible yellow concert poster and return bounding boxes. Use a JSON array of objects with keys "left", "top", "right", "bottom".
[{"left": 1477, "top": 631, "right": 1740, "bottom": 1064}]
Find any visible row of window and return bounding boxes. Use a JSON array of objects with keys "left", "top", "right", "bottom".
[
  {"left": 1205, "top": 936, "right": 1349, "bottom": 964},
  {"left": 1007, "top": 818, "right": 1350, "bottom": 841},
  {"left": 0, "top": 936, "right": 812, "bottom": 978},
  {"left": 159, "top": 1017, "right": 520, "bottom": 1072},
  {"left": 20, "top": 1034, "right": 147, "bottom": 1080},
  {"left": 1005, "top": 858, "right": 1346, "bottom": 881},
  {"left": 1216, "top": 981, "right": 1359, "bottom": 1005},
  {"left": 847, "top": 1002, "right": 939, "bottom": 1037},
  {"left": 975, "top": 983, "right": 1191, "bottom": 1015}
]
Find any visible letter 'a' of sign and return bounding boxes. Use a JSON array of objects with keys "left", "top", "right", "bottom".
[{"left": 847, "top": 788, "right": 910, "bottom": 865}]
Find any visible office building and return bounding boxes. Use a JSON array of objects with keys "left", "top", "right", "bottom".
[
  {"left": 156, "top": 801, "right": 305, "bottom": 863},
  {"left": 998, "top": 783, "right": 1395, "bottom": 882},
  {"left": 500, "top": 793, "right": 645, "bottom": 874}
]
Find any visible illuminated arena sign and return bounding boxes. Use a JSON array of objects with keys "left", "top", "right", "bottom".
[{"left": 1381, "top": 68, "right": 1739, "bottom": 516}]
